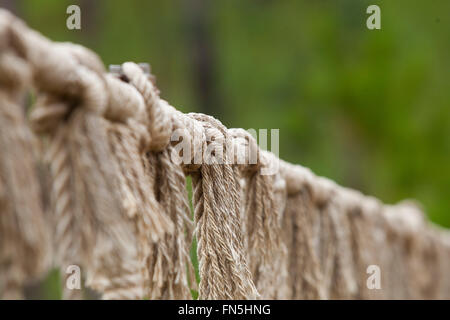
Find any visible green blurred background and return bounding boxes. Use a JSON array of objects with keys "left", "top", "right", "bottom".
[{"left": 1, "top": 0, "right": 449, "bottom": 298}]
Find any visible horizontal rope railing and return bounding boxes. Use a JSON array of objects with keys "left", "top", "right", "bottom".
[{"left": 1, "top": 9, "right": 450, "bottom": 299}]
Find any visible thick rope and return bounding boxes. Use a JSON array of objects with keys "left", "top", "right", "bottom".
[
  {"left": 0, "top": 21, "right": 50, "bottom": 298},
  {"left": 190, "top": 114, "right": 258, "bottom": 299},
  {"left": 3, "top": 9, "right": 450, "bottom": 300},
  {"left": 121, "top": 62, "right": 192, "bottom": 299}
]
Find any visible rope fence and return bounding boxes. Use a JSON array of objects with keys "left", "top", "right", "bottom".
[{"left": 1, "top": 9, "right": 450, "bottom": 300}]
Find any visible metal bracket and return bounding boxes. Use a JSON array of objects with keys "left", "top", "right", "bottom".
[
  {"left": 109, "top": 62, "right": 152, "bottom": 79},
  {"left": 109, "top": 63, "right": 158, "bottom": 93}
]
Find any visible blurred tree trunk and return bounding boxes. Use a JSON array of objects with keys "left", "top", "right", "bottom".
[
  {"left": 79, "top": 0, "right": 100, "bottom": 42},
  {"left": 182, "top": 0, "right": 222, "bottom": 118}
]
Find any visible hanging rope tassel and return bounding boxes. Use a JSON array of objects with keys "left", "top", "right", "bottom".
[
  {"left": 283, "top": 188, "right": 324, "bottom": 299},
  {"left": 242, "top": 160, "right": 285, "bottom": 297},
  {"left": 71, "top": 111, "right": 145, "bottom": 299},
  {"left": 189, "top": 114, "right": 258, "bottom": 300},
  {"left": 145, "top": 149, "right": 194, "bottom": 299},
  {"left": 0, "top": 92, "right": 50, "bottom": 298},
  {"left": 228, "top": 129, "right": 285, "bottom": 298},
  {"left": 121, "top": 62, "right": 193, "bottom": 299},
  {"left": 326, "top": 196, "right": 358, "bottom": 299},
  {"left": 31, "top": 95, "right": 84, "bottom": 300},
  {"left": 382, "top": 201, "right": 434, "bottom": 299},
  {"left": 27, "top": 43, "right": 173, "bottom": 299},
  {"left": 0, "top": 33, "right": 50, "bottom": 299},
  {"left": 343, "top": 191, "right": 384, "bottom": 299}
]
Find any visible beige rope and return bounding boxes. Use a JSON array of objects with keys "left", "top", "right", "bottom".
[
  {"left": 0, "top": 91, "right": 50, "bottom": 298},
  {"left": 283, "top": 189, "right": 324, "bottom": 299},
  {"left": 25, "top": 41, "right": 170, "bottom": 300},
  {"left": 228, "top": 129, "right": 285, "bottom": 298},
  {"left": 3, "top": 8, "right": 450, "bottom": 300},
  {"left": 145, "top": 149, "right": 194, "bottom": 299},
  {"left": 190, "top": 114, "right": 258, "bottom": 299},
  {"left": 120, "top": 62, "right": 193, "bottom": 299},
  {"left": 0, "top": 17, "right": 50, "bottom": 298}
]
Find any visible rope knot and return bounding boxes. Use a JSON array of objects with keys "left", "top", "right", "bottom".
[
  {"left": 121, "top": 62, "right": 172, "bottom": 152},
  {"left": 28, "top": 42, "right": 109, "bottom": 135},
  {"left": 0, "top": 13, "right": 32, "bottom": 95}
]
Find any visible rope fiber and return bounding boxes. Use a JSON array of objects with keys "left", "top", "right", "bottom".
[{"left": 1, "top": 9, "right": 450, "bottom": 300}]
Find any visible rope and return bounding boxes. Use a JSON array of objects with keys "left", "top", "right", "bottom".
[
  {"left": 190, "top": 114, "right": 258, "bottom": 299},
  {"left": 121, "top": 62, "right": 193, "bottom": 299},
  {"left": 0, "top": 15, "right": 50, "bottom": 298},
  {"left": 1, "top": 9, "right": 450, "bottom": 300}
]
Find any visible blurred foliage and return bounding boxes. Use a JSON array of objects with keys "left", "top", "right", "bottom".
[{"left": 3, "top": 0, "right": 449, "bottom": 298}]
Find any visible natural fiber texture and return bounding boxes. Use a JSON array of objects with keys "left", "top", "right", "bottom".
[
  {"left": 145, "top": 149, "right": 193, "bottom": 299},
  {"left": 0, "top": 91, "right": 50, "bottom": 299},
  {"left": 25, "top": 39, "right": 172, "bottom": 299},
  {"left": 283, "top": 189, "right": 324, "bottom": 299},
  {"left": 70, "top": 111, "right": 144, "bottom": 300},
  {"left": 243, "top": 164, "right": 284, "bottom": 298},
  {"left": 228, "top": 129, "right": 286, "bottom": 299},
  {"left": 0, "top": 20, "right": 49, "bottom": 298},
  {"left": 121, "top": 62, "right": 192, "bottom": 299},
  {"left": 2, "top": 9, "right": 450, "bottom": 300},
  {"left": 190, "top": 114, "right": 258, "bottom": 300}
]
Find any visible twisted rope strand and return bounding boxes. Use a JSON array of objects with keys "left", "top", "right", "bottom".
[{"left": 2, "top": 9, "right": 450, "bottom": 300}]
